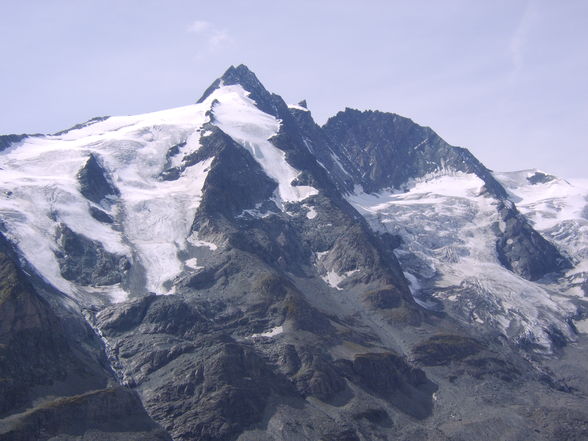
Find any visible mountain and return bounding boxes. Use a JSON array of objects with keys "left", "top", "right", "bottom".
[{"left": 0, "top": 64, "right": 587, "bottom": 441}]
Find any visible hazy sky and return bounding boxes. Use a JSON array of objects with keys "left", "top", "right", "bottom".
[{"left": 1, "top": 1, "right": 587, "bottom": 178}]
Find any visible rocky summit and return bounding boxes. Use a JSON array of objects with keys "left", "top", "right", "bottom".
[{"left": 1, "top": 64, "right": 587, "bottom": 441}]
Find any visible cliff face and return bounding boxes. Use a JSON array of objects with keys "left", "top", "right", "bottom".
[{"left": 0, "top": 234, "right": 170, "bottom": 440}]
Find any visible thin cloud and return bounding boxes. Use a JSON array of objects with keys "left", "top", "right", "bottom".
[
  {"left": 187, "top": 20, "right": 233, "bottom": 52},
  {"left": 188, "top": 20, "right": 212, "bottom": 33},
  {"left": 509, "top": 3, "right": 534, "bottom": 78}
]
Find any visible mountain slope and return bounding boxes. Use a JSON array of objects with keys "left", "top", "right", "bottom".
[
  {"left": 0, "top": 64, "right": 587, "bottom": 440},
  {"left": 292, "top": 108, "right": 575, "bottom": 350},
  {"left": 0, "top": 233, "right": 170, "bottom": 441}
]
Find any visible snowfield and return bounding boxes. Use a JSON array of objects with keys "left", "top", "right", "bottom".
[
  {"left": 0, "top": 84, "right": 317, "bottom": 303},
  {"left": 348, "top": 171, "right": 586, "bottom": 351}
]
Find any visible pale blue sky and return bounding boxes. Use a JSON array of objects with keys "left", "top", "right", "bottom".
[{"left": 1, "top": 1, "right": 586, "bottom": 177}]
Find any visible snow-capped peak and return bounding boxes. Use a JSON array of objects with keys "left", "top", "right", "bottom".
[
  {"left": 0, "top": 71, "right": 320, "bottom": 304},
  {"left": 209, "top": 83, "right": 318, "bottom": 206}
]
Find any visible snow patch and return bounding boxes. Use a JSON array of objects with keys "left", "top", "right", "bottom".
[
  {"left": 305, "top": 205, "right": 317, "bottom": 219},
  {"left": 210, "top": 84, "right": 318, "bottom": 207},
  {"left": 250, "top": 326, "right": 284, "bottom": 339},
  {"left": 574, "top": 318, "right": 588, "bottom": 334},
  {"left": 288, "top": 104, "right": 310, "bottom": 112},
  {"left": 495, "top": 169, "right": 588, "bottom": 305},
  {"left": 187, "top": 233, "right": 218, "bottom": 251},
  {"left": 403, "top": 271, "right": 421, "bottom": 295},
  {"left": 323, "top": 270, "right": 344, "bottom": 290},
  {"left": 122, "top": 156, "right": 214, "bottom": 295},
  {"left": 238, "top": 202, "right": 277, "bottom": 219},
  {"left": 322, "top": 269, "right": 359, "bottom": 290},
  {"left": 495, "top": 169, "right": 588, "bottom": 231},
  {"left": 331, "top": 153, "right": 353, "bottom": 178},
  {"left": 185, "top": 258, "right": 203, "bottom": 270}
]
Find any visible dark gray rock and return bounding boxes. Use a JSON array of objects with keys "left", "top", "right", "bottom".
[
  {"left": 92, "top": 283, "right": 439, "bottom": 441},
  {"left": 352, "top": 408, "right": 393, "bottom": 427},
  {"left": 527, "top": 171, "right": 557, "bottom": 185},
  {"left": 412, "top": 335, "right": 484, "bottom": 366},
  {"left": 77, "top": 154, "right": 119, "bottom": 204},
  {"left": 0, "top": 134, "right": 28, "bottom": 152},
  {"left": 0, "top": 238, "right": 98, "bottom": 417},
  {"left": 291, "top": 347, "right": 348, "bottom": 402},
  {"left": 335, "top": 352, "right": 435, "bottom": 420},
  {"left": 289, "top": 105, "right": 356, "bottom": 193},
  {"left": 191, "top": 126, "right": 278, "bottom": 220},
  {"left": 53, "top": 116, "right": 110, "bottom": 136},
  {"left": 54, "top": 224, "right": 129, "bottom": 286},
  {"left": 322, "top": 108, "right": 507, "bottom": 198},
  {"left": 319, "top": 428, "right": 361, "bottom": 441},
  {"left": 0, "top": 388, "right": 171, "bottom": 441},
  {"left": 89, "top": 206, "right": 114, "bottom": 224},
  {"left": 94, "top": 294, "right": 300, "bottom": 441},
  {"left": 495, "top": 201, "right": 572, "bottom": 280}
]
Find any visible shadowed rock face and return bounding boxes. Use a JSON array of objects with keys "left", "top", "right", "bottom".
[
  {"left": 412, "top": 335, "right": 483, "bottom": 366},
  {"left": 77, "top": 153, "right": 119, "bottom": 205},
  {"left": 0, "top": 234, "right": 170, "bottom": 440},
  {"left": 336, "top": 352, "right": 436, "bottom": 419},
  {"left": 54, "top": 224, "right": 130, "bottom": 286},
  {"left": 527, "top": 171, "right": 556, "bottom": 185},
  {"left": 193, "top": 127, "right": 278, "bottom": 221},
  {"left": 0, "top": 239, "right": 78, "bottom": 416},
  {"left": 0, "top": 134, "right": 28, "bottom": 152},
  {"left": 1, "top": 388, "right": 171, "bottom": 441},
  {"left": 322, "top": 108, "right": 507, "bottom": 198},
  {"left": 495, "top": 202, "right": 572, "bottom": 280}
]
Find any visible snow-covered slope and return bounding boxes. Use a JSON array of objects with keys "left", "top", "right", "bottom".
[
  {"left": 347, "top": 172, "right": 580, "bottom": 351},
  {"left": 0, "top": 82, "right": 317, "bottom": 304},
  {"left": 0, "top": 103, "right": 210, "bottom": 301},
  {"left": 495, "top": 170, "right": 588, "bottom": 299}
]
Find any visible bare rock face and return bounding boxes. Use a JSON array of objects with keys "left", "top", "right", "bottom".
[
  {"left": 54, "top": 224, "right": 130, "bottom": 286},
  {"left": 77, "top": 153, "right": 119, "bottom": 205},
  {"left": 495, "top": 201, "right": 572, "bottom": 280},
  {"left": 1, "top": 388, "right": 171, "bottom": 441},
  {"left": 0, "top": 134, "right": 28, "bottom": 152},
  {"left": 412, "top": 335, "right": 484, "bottom": 366},
  {"left": 0, "top": 234, "right": 169, "bottom": 441},
  {"left": 91, "top": 282, "right": 436, "bottom": 441},
  {"left": 336, "top": 352, "right": 436, "bottom": 419},
  {"left": 322, "top": 108, "right": 507, "bottom": 198},
  {"left": 526, "top": 171, "right": 556, "bottom": 185}
]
